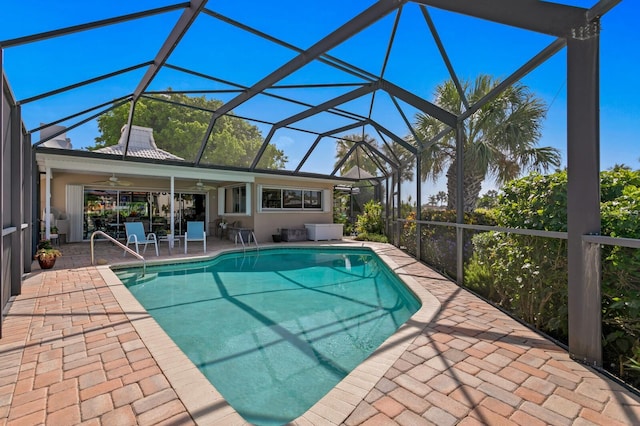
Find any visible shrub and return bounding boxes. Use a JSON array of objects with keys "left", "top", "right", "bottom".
[
  {"left": 355, "top": 201, "right": 384, "bottom": 235},
  {"left": 333, "top": 211, "right": 353, "bottom": 235},
  {"left": 354, "top": 232, "right": 389, "bottom": 243},
  {"left": 402, "top": 208, "right": 495, "bottom": 280},
  {"left": 465, "top": 168, "right": 640, "bottom": 386}
]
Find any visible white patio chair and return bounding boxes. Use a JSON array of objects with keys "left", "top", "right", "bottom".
[
  {"left": 124, "top": 222, "right": 159, "bottom": 256},
  {"left": 185, "top": 221, "right": 206, "bottom": 253}
]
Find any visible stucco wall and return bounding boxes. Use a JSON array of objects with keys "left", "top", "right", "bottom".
[{"left": 252, "top": 177, "right": 334, "bottom": 243}]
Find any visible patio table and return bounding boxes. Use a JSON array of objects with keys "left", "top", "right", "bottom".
[{"left": 159, "top": 235, "right": 182, "bottom": 254}]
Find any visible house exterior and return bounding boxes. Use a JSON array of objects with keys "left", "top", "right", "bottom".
[{"left": 36, "top": 126, "right": 343, "bottom": 244}]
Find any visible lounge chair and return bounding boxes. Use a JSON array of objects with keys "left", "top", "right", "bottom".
[
  {"left": 185, "top": 221, "right": 206, "bottom": 253},
  {"left": 124, "top": 222, "right": 159, "bottom": 256}
]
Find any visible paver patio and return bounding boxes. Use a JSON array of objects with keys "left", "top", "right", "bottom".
[{"left": 0, "top": 238, "right": 639, "bottom": 425}]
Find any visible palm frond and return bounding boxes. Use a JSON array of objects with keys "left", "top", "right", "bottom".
[{"left": 410, "top": 73, "right": 555, "bottom": 209}]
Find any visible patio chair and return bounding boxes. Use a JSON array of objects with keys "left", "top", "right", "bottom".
[
  {"left": 213, "top": 218, "right": 222, "bottom": 237},
  {"left": 185, "top": 221, "right": 206, "bottom": 253},
  {"left": 124, "top": 222, "right": 159, "bottom": 257}
]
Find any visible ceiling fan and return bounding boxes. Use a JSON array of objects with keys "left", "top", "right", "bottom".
[
  {"left": 187, "top": 179, "right": 216, "bottom": 191},
  {"left": 92, "top": 173, "right": 132, "bottom": 187}
]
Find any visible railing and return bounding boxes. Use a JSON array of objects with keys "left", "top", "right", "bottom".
[
  {"left": 394, "top": 217, "right": 568, "bottom": 277},
  {"left": 389, "top": 217, "right": 628, "bottom": 371},
  {"left": 235, "top": 231, "right": 259, "bottom": 252},
  {"left": 90, "top": 231, "right": 146, "bottom": 276}
]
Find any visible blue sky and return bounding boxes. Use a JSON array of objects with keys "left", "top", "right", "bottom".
[{"left": 1, "top": 0, "right": 638, "bottom": 196}]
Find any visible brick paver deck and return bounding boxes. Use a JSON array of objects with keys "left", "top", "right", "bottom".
[{"left": 1, "top": 238, "right": 639, "bottom": 425}]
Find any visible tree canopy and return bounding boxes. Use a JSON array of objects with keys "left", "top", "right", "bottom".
[
  {"left": 91, "top": 92, "right": 287, "bottom": 169},
  {"left": 410, "top": 74, "right": 561, "bottom": 211},
  {"left": 334, "top": 133, "right": 414, "bottom": 182}
]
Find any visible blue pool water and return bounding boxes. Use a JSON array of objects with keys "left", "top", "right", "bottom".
[{"left": 117, "top": 247, "right": 420, "bottom": 425}]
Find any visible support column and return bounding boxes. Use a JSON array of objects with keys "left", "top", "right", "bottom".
[
  {"left": 385, "top": 176, "right": 391, "bottom": 236},
  {"left": 396, "top": 171, "right": 401, "bottom": 246},
  {"left": 31, "top": 140, "right": 39, "bottom": 266},
  {"left": 10, "top": 104, "right": 22, "bottom": 296},
  {"left": 455, "top": 120, "right": 464, "bottom": 285},
  {"left": 45, "top": 167, "right": 51, "bottom": 239},
  {"left": 567, "top": 21, "right": 601, "bottom": 365},
  {"left": 170, "top": 176, "right": 175, "bottom": 237},
  {"left": 415, "top": 155, "right": 422, "bottom": 261},
  {"left": 24, "top": 134, "right": 33, "bottom": 273},
  {"left": 0, "top": 48, "right": 4, "bottom": 339},
  {"left": 349, "top": 188, "right": 354, "bottom": 225}
]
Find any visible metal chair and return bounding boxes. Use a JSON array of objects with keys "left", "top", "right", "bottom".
[
  {"left": 124, "top": 222, "right": 159, "bottom": 256},
  {"left": 184, "top": 221, "right": 206, "bottom": 253}
]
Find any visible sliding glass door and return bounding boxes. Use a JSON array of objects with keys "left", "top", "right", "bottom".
[{"left": 83, "top": 188, "right": 206, "bottom": 240}]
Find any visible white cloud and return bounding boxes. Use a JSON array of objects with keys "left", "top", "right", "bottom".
[{"left": 274, "top": 135, "right": 294, "bottom": 149}]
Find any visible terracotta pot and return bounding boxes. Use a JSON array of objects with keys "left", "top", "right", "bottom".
[{"left": 38, "top": 257, "right": 56, "bottom": 269}]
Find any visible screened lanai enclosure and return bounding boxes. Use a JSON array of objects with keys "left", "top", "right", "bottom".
[{"left": 0, "top": 0, "right": 631, "bottom": 385}]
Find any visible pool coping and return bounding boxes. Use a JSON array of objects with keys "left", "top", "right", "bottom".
[{"left": 98, "top": 242, "right": 441, "bottom": 425}]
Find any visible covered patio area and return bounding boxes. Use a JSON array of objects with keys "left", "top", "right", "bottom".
[{"left": 1, "top": 241, "right": 639, "bottom": 424}]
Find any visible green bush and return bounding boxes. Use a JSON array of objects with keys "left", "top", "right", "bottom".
[
  {"left": 466, "top": 232, "right": 568, "bottom": 335},
  {"left": 401, "top": 209, "right": 496, "bottom": 280},
  {"left": 333, "top": 211, "right": 353, "bottom": 235},
  {"left": 355, "top": 200, "right": 384, "bottom": 235},
  {"left": 465, "top": 168, "right": 640, "bottom": 386},
  {"left": 354, "top": 232, "right": 389, "bottom": 243}
]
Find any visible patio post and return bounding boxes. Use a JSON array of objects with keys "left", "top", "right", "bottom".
[
  {"left": 566, "top": 20, "right": 602, "bottom": 366},
  {"left": 455, "top": 120, "right": 464, "bottom": 285},
  {"left": 24, "top": 133, "right": 33, "bottom": 273},
  {"left": 11, "top": 103, "right": 23, "bottom": 295},
  {"left": 415, "top": 153, "right": 422, "bottom": 261},
  {"left": 170, "top": 176, "right": 175, "bottom": 237},
  {"left": 45, "top": 167, "right": 51, "bottom": 240},
  {"left": 395, "top": 171, "right": 401, "bottom": 246},
  {"left": 385, "top": 176, "right": 391, "bottom": 237},
  {"left": 0, "top": 47, "right": 4, "bottom": 338}
]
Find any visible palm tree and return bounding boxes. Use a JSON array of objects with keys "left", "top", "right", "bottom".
[
  {"left": 334, "top": 134, "right": 379, "bottom": 177},
  {"left": 334, "top": 133, "right": 415, "bottom": 183},
  {"left": 412, "top": 74, "right": 561, "bottom": 211},
  {"left": 436, "top": 191, "right": 447, "bottom": 207},
  {"left": 382, "top": 142, "right": 414, "bottom": 183},
  {"left": 609, "top": 163, "right": 631, "bottom": 171}
]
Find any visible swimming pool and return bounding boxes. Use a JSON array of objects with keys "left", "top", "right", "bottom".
[{"left": 117, "top": 247, "right": 420, "bottom": 425}]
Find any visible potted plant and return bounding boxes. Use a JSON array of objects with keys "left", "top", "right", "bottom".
[
  {"left": 34, "top": 239, "right": 62, "bottom": 269},
  {"left": 272, "top": 228, "right": 282, "bottom": 243}
]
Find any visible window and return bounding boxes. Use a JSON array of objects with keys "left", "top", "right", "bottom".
[
  {"left": 260, "top": 187, "right": 323, "bottom": 211},
  {"left": 219, "top": 183, "right": 251, "bottom": 215},
  {"left": 304, "top": 190, "right": 322, "bottom": 209},
  {"left": 283, "top": 189, "right": 302, "bottom": 209},
  {"left": 231, "top": 185, "right": 246, "bottom": 213},
  {"left": 262, "top": 188, "right": 282, "bottom": 209}
]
